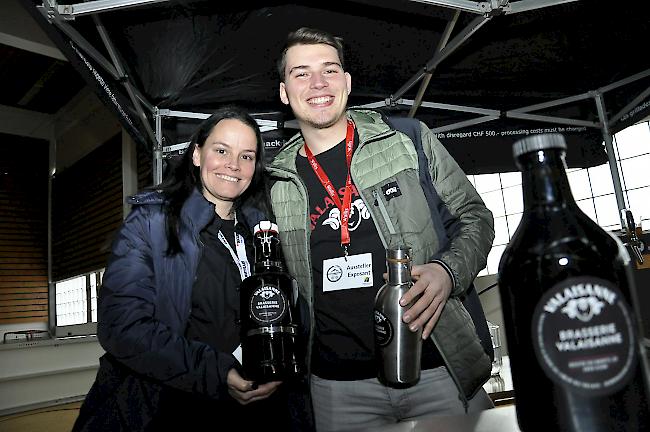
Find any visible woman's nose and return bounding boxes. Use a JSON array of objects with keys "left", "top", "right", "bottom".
[{"left": 225, "top": 156, "right": 240, "bottom": 170}]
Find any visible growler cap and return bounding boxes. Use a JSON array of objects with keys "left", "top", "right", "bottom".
[
  {"left": 254, "top": 220, "right": 278, "bottom": 234},
  {"left": 512, "top": 133, "right": 567, "bottom": 158},
  {"left": 386, "top": 245, "right": 412, "bottom": 261}
]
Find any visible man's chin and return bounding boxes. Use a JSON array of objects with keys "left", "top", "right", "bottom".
[
  {"left": 309, "top": 120, "right": 338, "bottom": 129},
  {"left": 304, "top": 113, "right": 345, "bottom": 130}
]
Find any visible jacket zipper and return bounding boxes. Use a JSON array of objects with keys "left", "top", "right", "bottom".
[
  {"left": 371, "top": 189, "right": 397, "bottom": 236},
  {"left": 350, "top": 127, "right": 397, "bottom": 245},
  {"left": 431, "top": 328, "right": 470, "bottom": 411}
]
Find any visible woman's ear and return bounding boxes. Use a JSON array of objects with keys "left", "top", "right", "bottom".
[{"left": 192, "top": 144, "right": 201, "bottom": 167}]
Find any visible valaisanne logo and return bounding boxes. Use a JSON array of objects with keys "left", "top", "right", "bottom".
[{"left": 533, "top": 276, "right": 636, "bottom": 396}]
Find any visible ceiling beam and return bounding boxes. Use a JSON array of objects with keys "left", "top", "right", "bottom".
[
  {"left": 0, "top": 31, "right": 66, "bottom": 60},
  {"left": 0, "top": 104, "right": 54, "bottom": 140},
  {"left": 48, "top": 0, "right": 171, "bottom": 19},
  {"left": 0, "top": 0, "right": 65, "bottom": 60},
  {"left": 54, "top": 87, "right": 121, "bottom": 171},
  {"left": 54, "top": 87, "right": 107, "bottom": 136}
]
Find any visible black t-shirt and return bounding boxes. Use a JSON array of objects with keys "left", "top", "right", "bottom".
[
  {"left": 185, "top": 216, "right": 246, "bottom": 354},
  {"left": 296, "top": 134, "right": 443, "bottom": 380}
]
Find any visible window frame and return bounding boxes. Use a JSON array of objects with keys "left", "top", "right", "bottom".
[{"left": 475, "top": 120, "right": 650, "bottom": 276}]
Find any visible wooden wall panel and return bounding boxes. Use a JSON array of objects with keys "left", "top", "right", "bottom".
[
  {"left": 0, "top": 133, "right": 48, "bottom": 324},
  {"left": 52, "top": 133, "right": 123, "bottom": 281}
]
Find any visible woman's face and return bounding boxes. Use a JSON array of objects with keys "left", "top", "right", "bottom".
[{"left": 192, "top": 118, "right": 258, "bottom": 213}]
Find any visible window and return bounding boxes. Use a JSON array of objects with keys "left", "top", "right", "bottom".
[
  {"left": 54, "top": 269, "right": 103, "bottom": 337},
  {"left": 475, "top": 121, "right": 650, "bottom": 276}
]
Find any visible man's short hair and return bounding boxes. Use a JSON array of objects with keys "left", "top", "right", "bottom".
[{"left": 277, "top": 27, "right": 345, "bottom": 81}]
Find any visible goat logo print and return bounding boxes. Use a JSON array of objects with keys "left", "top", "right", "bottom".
[
  {"left": 323, "top": 199, "right": 370, "bottom": 231},
  {"left": 562, "top": 297, "right": 605, "bottom": 322}
]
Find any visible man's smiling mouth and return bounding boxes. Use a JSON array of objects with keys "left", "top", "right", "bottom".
[{"left": 308, "top": 96, "right": 333, "bottom": 105}]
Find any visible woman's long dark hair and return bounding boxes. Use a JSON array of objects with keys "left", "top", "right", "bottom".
[{"left": 155, "top": 105, "right": 267, "bottom": 254}]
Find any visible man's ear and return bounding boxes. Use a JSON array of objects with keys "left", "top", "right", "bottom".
[
  {"left": 345, "top": 72, "right": 352, "bottom": 95},
  {"left": 279, "top": 82, "right": 289, "bottom": 105}
]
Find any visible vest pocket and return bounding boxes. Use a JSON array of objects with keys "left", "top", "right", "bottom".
[{"left": 369, "top": 169, "right": 439, "bottom": 262}]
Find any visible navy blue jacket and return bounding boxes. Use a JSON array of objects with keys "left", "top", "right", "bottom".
[{"left": 73, "top": 188, "right": 267, "bottom": 430}]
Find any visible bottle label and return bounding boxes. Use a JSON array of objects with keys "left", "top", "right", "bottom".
[
  {"left": 374, "top": 310, "right": 393, "bottom": 347},
  {"left": 532, "top": 276, "right": 637, "bottom": 396},
  {"left": 249, "top": 284, "right": 287, "bottom": 324}
]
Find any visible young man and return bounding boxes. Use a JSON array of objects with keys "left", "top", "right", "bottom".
[{"left": 267, "top": 27, "right": 495, "bottom": 431}]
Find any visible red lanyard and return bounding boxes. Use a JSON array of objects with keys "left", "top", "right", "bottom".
[{"left": 304, "top": 119, "right": 355, "bottom": 255}]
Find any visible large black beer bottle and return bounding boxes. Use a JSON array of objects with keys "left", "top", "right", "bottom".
[
  {"left": 240, "top": 221, "right": 302, "bottom": 383},
  {"left": 498, "top": 134, "right": 650, "bottom": 431}
]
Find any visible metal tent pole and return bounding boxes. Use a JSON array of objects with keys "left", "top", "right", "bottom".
[
  {"left": 594, "top": 92, "right": 627, "bottom": 227},
  {"left": 51, "top": 0, "right": 171, "bottom": 18},
  {"left": 93, "top": 15, "right": 156, "bottom": 144},
  {"left": 408, "top": 10, "right": 459, "bottom": 117},
  {"left": 391, "top": 14, "right": 491, "bottom": 104},
  {"left": 154, "top": 108, "right": 163, "bottom": 185}
]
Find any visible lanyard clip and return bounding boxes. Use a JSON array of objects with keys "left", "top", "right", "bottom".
[{"left": 342, "top": 244, "right": 349, "bottom": 261}]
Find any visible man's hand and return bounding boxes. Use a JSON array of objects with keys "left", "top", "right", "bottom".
[
  {"left": 399, "top": 262, "right": 452, "bottom": 340},
  {"left": 227, "top": 368, "right": 282, "bottom": 405}
]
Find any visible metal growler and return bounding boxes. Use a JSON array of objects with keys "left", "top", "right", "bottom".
[{"left": 374, "top": 246, "right": 422, "bottom": 388}]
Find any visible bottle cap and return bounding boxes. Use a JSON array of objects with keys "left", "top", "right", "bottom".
[
  {"left": 254, "top": 220, "right": 278, "bottom": 235},
  {"left": 386, "top": 246, "right": 412, "bottom": 261},
  {"left": 512, "top": 133, "right": 567, "bottom": 158}
]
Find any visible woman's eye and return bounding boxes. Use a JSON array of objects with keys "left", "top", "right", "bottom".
[{"left": 242, "top": 154, "right": 255, "bottom": 161}]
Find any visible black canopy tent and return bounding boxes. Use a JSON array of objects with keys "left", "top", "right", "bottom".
[{"left": 18, "top": 0, "right": 650, "bottom": 223}]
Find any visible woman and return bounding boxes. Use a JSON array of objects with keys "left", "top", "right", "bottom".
[{"left": 72, "top": 106, "right": 297, "bottom": 430}]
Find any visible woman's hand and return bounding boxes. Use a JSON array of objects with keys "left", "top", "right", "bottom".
[{"left": 226, "top": 368, "right": 282, "bottom": 405}]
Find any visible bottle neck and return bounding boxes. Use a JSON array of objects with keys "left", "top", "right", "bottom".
[
  {"left": 254, "top": 261, "right": 283, "bottom": 273},
  {"left": 518, "top": 148, "right": 576, "bottom": 209},
  {"left": 387, "top": 258, "right": 412, "bottom": 285},
  {"left": 253, "top": 231, "right": 283, "bottom": 273}
]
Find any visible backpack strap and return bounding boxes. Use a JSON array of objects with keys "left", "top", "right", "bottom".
[{"left": 381, "top": 113, "right": 495, "bottom": 361}]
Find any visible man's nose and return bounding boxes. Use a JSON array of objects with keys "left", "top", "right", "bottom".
[{"left": 310, "top": 73, "right": 328, "bottom": 89}]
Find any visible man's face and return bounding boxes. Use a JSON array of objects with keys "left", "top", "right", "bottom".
[{"left": 279, "top": 43, "right": 351, "bottom": 130}]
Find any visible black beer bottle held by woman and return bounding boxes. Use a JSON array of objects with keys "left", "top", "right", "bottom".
[
  {"left": 240, "top": 221, "right": 302, "bottom": 383},
  {"left": 498, "top": 134, "right": 650, "bottom": 431}
]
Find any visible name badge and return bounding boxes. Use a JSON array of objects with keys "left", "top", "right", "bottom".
[{"left": 323, "top": 253, "right": 374, "bottom": 292}]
